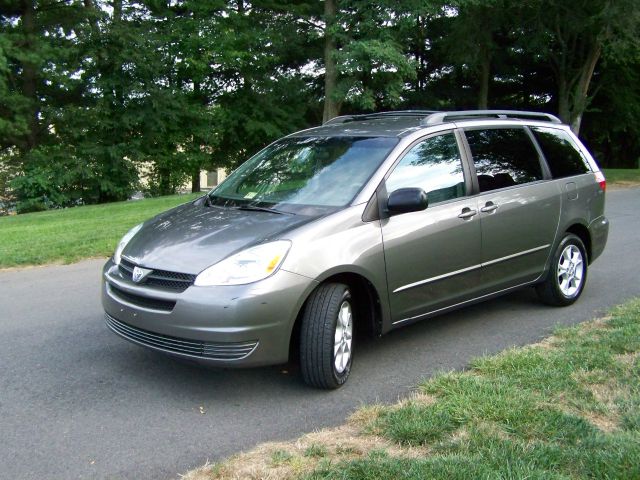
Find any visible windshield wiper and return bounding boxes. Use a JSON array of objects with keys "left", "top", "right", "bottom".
[{"left": 236, "top": 205, "right": 294, "bottom": 215}]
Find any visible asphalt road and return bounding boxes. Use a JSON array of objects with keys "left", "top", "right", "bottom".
[{"left": 1, "top": 187, "right": 638, "bottom": 479}]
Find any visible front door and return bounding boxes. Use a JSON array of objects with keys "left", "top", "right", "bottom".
[{"left": 380, "top": 132, "right": 483, "bottom": 325}]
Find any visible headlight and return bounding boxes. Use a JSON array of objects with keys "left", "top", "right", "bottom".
[
  {"left": 113, "top": 223, "right": 143, "bottom": 265},
  {"left": 194, "top": 240, "right": 291, "bottom": 286}
]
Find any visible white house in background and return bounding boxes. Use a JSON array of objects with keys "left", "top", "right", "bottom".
[
  {"left": 137, "top": 163, "right": 228, "bottom": 193},
  {"left": 197, "top": 168, "right": 228, "bottom": 191}
]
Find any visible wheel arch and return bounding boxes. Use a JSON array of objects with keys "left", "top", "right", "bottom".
[
  {"left": 565, "top": 223, "right": 592, "bottom": 264},
  {"left": 288, "top": 270, "right": 384, "bottom": 362}
]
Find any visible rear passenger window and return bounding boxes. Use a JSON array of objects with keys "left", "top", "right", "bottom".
[
  {"left": 531, "top": 127, "right": 591, "bottom": 178},
  {"left": 385, "top": 133, "right": 466, "bottom": 204},
  {"left": 465, "top": 128, "right": 543, "bottom": 192}
]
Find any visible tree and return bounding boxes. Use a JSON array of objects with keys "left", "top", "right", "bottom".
[
  {"left": 202, "top": 1, "right": 320, "bottom": 168},
  {"left": 1, "top": 0, "right": 107, "bottom": 211},
  {"left": 2, "top": 0, "right": 639, "bottom": 214},
  {"left": 581, "top": 58, "right": 640, "bottom": 168},
  {"left": 322, "top": 0, "right": 338, "bottom": 122},
  {"left": 524, "top": 0, "right": 640, "bottom": 133},
  {"left": 439, "top": 0, "right": 512, "bottom": 109},
  {"left": 316, "top": 0, "right": 418, "bottom": 119}
]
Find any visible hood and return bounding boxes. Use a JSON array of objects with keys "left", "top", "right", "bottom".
[{"left": 121, "top": 200, "right": 319, "bottom": 274}]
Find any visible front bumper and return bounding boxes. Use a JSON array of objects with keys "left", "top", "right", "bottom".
[{"left": 101, "top": 259, "right": 317, "bottom": 367}]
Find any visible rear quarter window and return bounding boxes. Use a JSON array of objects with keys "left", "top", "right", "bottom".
[{"left": 531, "top": 127, "right": 591, "bottom": 178}]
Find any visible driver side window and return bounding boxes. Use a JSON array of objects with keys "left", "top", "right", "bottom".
[{"left": 385, "top": 133, "right": 466, "bottom": 204}]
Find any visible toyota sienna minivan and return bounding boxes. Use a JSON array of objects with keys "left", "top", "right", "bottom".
[{"left": 102, "top": 110, "right": 609, "bottom": 389}]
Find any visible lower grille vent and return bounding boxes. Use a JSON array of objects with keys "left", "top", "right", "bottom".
[
  {"left": 105, "top": 313, "right": 258, "bottom": 361},
  {"left": 109, "top": 285, "right": 176, "bottom": 312}
]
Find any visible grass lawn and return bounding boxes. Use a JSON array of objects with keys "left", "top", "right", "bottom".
[
  {"left": 184, "top": 298, "right": 640, "bottom": 479},
  {"left": 0, "top": 192, "right": 201, "bottom": 268},
  {"left": 603, "top": 168, "right": 640, "bottom": 187}
]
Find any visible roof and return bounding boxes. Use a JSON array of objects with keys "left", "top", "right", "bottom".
[
  {"left": 289, "top": 110, "right": 564, "bottom": 138},
  {"left": 289, "top": 115, "right": 426, "bottom": 138}
]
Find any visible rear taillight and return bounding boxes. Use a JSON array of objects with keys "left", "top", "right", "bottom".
[{"left": 594, "top": 171, "right": 606, "bottom": 191}]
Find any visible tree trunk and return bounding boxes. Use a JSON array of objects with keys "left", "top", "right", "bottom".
[
  {"left": 477, "top": 51, "right": 490, "bottom": 110},
  {"left": 413, "top": 15, "right": 426, "bottom": 94},
  {"left": 557, "top": 74, "right": 571, "bottom": 126},
  {"left": 570, "top": 44, "right": 601, "bottom": 134},
  {"left": 322, "top": 0, "right": 339, "bottom": 123},
  {"left": 191, "top": 78, "right": 206, "bottom": 194},
  {"left": 191, "top": 170, "right": 201, "bottom": 193},
  {"left": 553, "top": 33, "right": 602, "bottom": 135}
]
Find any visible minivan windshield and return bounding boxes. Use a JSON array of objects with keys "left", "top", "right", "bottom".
[{"left": 208, "top": 136, "right": 398, "bottom": 213}]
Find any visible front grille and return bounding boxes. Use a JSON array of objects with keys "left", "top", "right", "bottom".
[
  {"left": 119, "top": 258, "right": 196, "bottom": 292},
  {"left": 109, "top": 284, "right": 176, "bottom": 312},
  {"left": 105, "top": 313, "right": 259, "bottom": 361}
]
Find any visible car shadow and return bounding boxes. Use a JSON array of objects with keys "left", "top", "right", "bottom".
[{"left": 91, "top": 286, "right": 551, "bottom": 402}]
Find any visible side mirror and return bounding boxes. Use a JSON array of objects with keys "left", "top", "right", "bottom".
[{"left": 387, "top": 188, "right": 428, "bottom": 215}]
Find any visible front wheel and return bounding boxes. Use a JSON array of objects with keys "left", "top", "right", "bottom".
[
  {"left": 300, "top": 283, "right": 353, "bottom": 389},
  {"left": 536, "top": 234, "right": 588, "bottom": 306}
]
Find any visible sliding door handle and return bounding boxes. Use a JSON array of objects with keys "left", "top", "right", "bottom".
[
  {"left": 458, "top": 208, "right": 477, "bottom": 219},
  {"left": 480, "top": 202, "right": 498, "bottom": 213}
]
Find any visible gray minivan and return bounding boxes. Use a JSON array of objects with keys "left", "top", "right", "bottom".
[{"left": 102, "top": 110, "right": 609, "bottom": 389}]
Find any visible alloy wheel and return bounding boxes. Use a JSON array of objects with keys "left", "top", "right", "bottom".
[
  {"left": 333, "top": 300, "right": 353, "bottom": 374},
  {"left": 557, "top": 244, "right": 584, "bottom": 297}
]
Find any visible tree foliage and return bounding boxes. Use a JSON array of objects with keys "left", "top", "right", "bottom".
[{"left": 0, "top": 0, "right": 638, "bottom": 213}]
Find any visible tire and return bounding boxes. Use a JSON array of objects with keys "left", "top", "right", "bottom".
[
  {"left": 300, "top": 283, "right": 354, "bottom": 389},
  {"left": 536, "top": 233, "right": 588, "bottom": 306}
]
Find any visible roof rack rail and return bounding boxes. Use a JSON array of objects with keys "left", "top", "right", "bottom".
[
  {"left": 421, "top": 110, "right": 562, "bottom": 126},
  {"left": 324, "top": 110, "right": 438, "bottom": 125}
]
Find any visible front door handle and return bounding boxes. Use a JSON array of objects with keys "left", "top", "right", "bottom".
[
  {"left": 458, "top": 207, "right": 477, "bottom": 219},
  {"left": 480, "top": 202, "right": 498, "bottom": 213}
]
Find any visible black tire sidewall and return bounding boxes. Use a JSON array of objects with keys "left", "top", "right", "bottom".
[
  {"left": 331, "top": 288, "right": 353, "bottom": 386},
  {"left": 299, "top": 283, "right": 354, "bottom": 389}
]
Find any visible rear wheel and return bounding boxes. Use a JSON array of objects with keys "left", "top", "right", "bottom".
[
  {"left": 536, "top": 234, "right": 588, "bottom": 306},
  {"left": 300, "top": 283, "right": 353, "bottom": 389}
]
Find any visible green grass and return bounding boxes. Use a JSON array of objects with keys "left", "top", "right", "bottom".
[
  {"left": 271, "top": 449, "right": 295, "bottom": 467},
  {"left": 603, "top": 168, "right": 640, "bottom": 186},
  {"left": 304, "top": 444, "right": 329, "bottom": 459},
  {"left": 0, "top": 193, "right": 201, "bottom": 268},
  {"left": 307, "top": 300, "right": 640, "bottom": 480}
]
